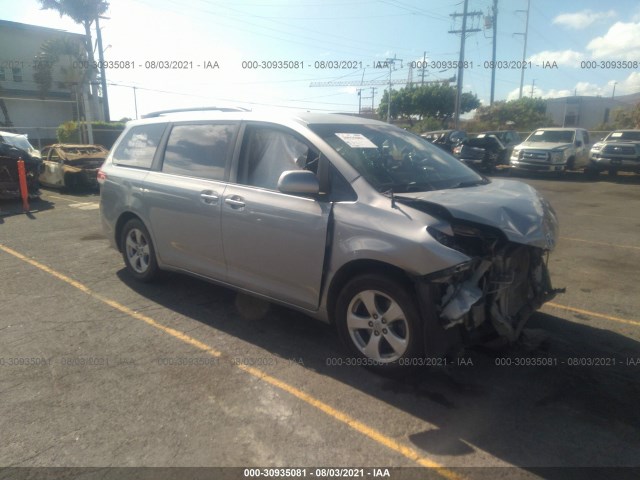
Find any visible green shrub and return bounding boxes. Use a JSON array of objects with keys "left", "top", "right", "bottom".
[{"left": 56, "top": 121, "right": 126, "bottom": 149}]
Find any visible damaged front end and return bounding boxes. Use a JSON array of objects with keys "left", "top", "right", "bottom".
[
  {"left": 426, "top": 221, "right": 560, "bottom": 344},
  {"left": 400, "top": 179, "right": 564, "bottom": 347},
  {"left": 62, "top": 158, "right": 103, "bottom": 188}
]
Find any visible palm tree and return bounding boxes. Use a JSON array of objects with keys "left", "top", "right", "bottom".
[
  {"left": 38, "top": 0, "right": 110, "bottom": 117},
  {"left": 36, "top": 1, "right": 110, "bottom": 142},
  {"left": 0, "top": 82, "right": 14, "bottom": 129},
  {"left": 33, "top": 37, "right": 87, "bottom": 140}
]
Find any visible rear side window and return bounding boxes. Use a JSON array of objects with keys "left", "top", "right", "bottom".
[
  {"left": 112, "top": 123, "right": 166, "bottom": 169},
  {"left": 162, "top": 124, "right": 236, "bottom": 180}
]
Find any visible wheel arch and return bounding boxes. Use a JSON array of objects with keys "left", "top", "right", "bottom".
[
  {"left": 115, "top": 212, "right": 147, "bottom": 252},
  {"left": 326, "top": 259, "right": 414, "bottom": 325}
]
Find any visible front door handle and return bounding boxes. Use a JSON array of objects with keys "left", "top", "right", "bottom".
[
  {"left": 225, "top": 196, "right": 245, "bottom": 209},
  {"left": 200, "top": 191, "right": 219, "bottom": 204}
]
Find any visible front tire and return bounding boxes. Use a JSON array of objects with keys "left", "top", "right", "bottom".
[
  {"left": 584, "top": 168, "right": 599, "bottom": 180},
  {"left": 63, "top": 173, "right": 77, "bottom": 191},
  {"left": 121, "top": 218, "right": 159, "bottom": 282},
  {"left": 335, "top": 274, "right": 423, "bottom": 372}
]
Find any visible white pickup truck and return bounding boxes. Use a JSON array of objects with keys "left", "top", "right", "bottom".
[{"left": 510, "top": 128, "right": 590, "bottom": 173}]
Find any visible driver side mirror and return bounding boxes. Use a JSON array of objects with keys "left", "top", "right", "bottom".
[{"left": 277, "top": 170, "right": 319, "bottom": 196}]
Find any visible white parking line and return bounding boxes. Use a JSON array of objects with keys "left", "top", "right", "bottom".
[
  {"left": 68, "top": 202, "right": 100, "bottom": 210},
  {"left": 44, "top": 194, "right": 100, "bottom": 210}
]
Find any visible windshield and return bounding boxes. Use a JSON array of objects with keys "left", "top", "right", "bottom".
[
  {"left": 61, "top": 146, "right": 107, "bottom": 155},
  {"left": 309, "top": 123, "right": 485, "bottom": 193},
  {"left": 466, "top": 136, "right": 502, "bottom": 148},
  {"left": 3, "top": 135, "right": 33, "bottom": 151},
  {"left": 527, "top": 130, "right": 575, "bottom": 143},
  {"left": 606, "top": 131, "right": 640, "bottom": 142}
]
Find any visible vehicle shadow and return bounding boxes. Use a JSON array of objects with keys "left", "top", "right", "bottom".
[
  {"left": 116, "top": 270, "right": 640, "bottom": 476},
  {"left": 40, "top": 185, "right": 100, "bottom": 197},
  {"left": 0, "top": 197, "right": 55, "bottom": 221}
]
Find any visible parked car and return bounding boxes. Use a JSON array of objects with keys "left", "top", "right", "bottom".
[
  {"left": 477, "top": 130, "right": 521, "bottom": 164},
  {"left": 0, "top": 137, "right": 42, "bottom": 200},
  {"left": 452, "top": 135, "right": 506, "bottom": 172},
  {"left": 510, "top": 128, "right": 590, "bottom": 173},
  {"left": 586, "top": 130, "right": 640, "bottom": 178},
  {"left": 0, "top": 130, "right": 41, "bottom": 159},
  {"left": 420, "top": 129, "right": 467, "bottom": 153},
  {"left": 100, "top": 108, "right": 561, "bottom": 373},
  {"left": 39, "top": 144, "right": 108, "bottom": 190}
]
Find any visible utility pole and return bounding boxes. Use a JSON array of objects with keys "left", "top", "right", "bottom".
[
  {"left": 449, "top": 0, "right": 482, "bottom": 128},
  {"left": 356, "top": 88, "right": 363, "bottom": 114},
  {"left": 371, "top": 87, "right": 377, "bottom": 111},
  {"left": 421, "top": 51, "right": 427, "bottom": 85},
  {"left": 489, "top": 0, "right": 498, "bottom": 105},
  {"left": 530, "top": 78, "right": 535, "bottom": 97},
  {"left": 133, "top": 86, "right": 138, "bottom": 120},
  {"left": 386, "top": 55, "right": 402, "bottom": 123},
  {"left": 95, "top": 15, "right": 110, "bottom": 122},
  {"left": 516, "top": 0, "right": 531, "bottom": 99}
]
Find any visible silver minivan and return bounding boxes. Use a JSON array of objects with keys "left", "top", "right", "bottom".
[{"left": 99, "top": 108, "right": 561, "bottom": 372}]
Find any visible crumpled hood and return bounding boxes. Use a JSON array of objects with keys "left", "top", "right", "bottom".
[
  {"left": 517, "top": 141, "right": 572, "bottom": 151},
  {"left": 397, "top": 179, "right": 558, "bottom": 250}
]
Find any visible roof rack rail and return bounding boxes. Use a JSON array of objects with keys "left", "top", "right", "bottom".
[{"left": 141, "top": 106, "right": 251, "bottom": 118}]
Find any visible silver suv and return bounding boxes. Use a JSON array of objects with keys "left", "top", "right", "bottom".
[{"left": 99, "top": 108, "right": 560, "bottom": 372}]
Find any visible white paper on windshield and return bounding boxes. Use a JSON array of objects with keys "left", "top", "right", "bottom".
[
  {"left": 335, "top": 133, "right": 378, "bottom": 148},
  {"left": 610, "top": 132, "right": 623, "bottom": 137},
  {"left": 534, "top": 131, "right": 544, "bottom": 136}
]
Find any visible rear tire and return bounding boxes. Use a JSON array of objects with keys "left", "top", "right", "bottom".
[
  {"left": 335, "top": 274, "right": 424, "bottom": 373},
  {"left": 120, "top": 218, "right": 159, "bottom": 282}
]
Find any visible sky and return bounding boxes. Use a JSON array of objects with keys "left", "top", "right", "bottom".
[{"left": 3, "top": 0, "right": 640, "bottom": 120}]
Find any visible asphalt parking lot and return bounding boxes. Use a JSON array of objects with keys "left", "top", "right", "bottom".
[{"left": 1, "top": 172, "right": 639, "bottom": 480}]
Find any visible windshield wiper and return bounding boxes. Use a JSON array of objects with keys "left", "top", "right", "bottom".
[{"left": 381, "top": 187, "right": 398, "bottom": 209}]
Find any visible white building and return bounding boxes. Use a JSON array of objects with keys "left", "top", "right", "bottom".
[
  {"left": 0, "top": 20, "right": 103, "bottom": 148},
  {"left": 545, "top": 93, "right": 640, "bottom": 130}
]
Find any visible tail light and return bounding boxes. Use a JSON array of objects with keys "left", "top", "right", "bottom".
[{"left": 97, "top": 168, "right": 107, "bottom": 185}]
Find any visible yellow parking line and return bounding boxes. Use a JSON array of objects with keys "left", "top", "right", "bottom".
[
  {"left": 0, "top": 243, "right": 463, "bottom": 480},
  {"left": 545, "top": 302, "right": 640, "bottom": 327},
  {"left": 560, "top": 236, "right": 640, "bottom": 251}
]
